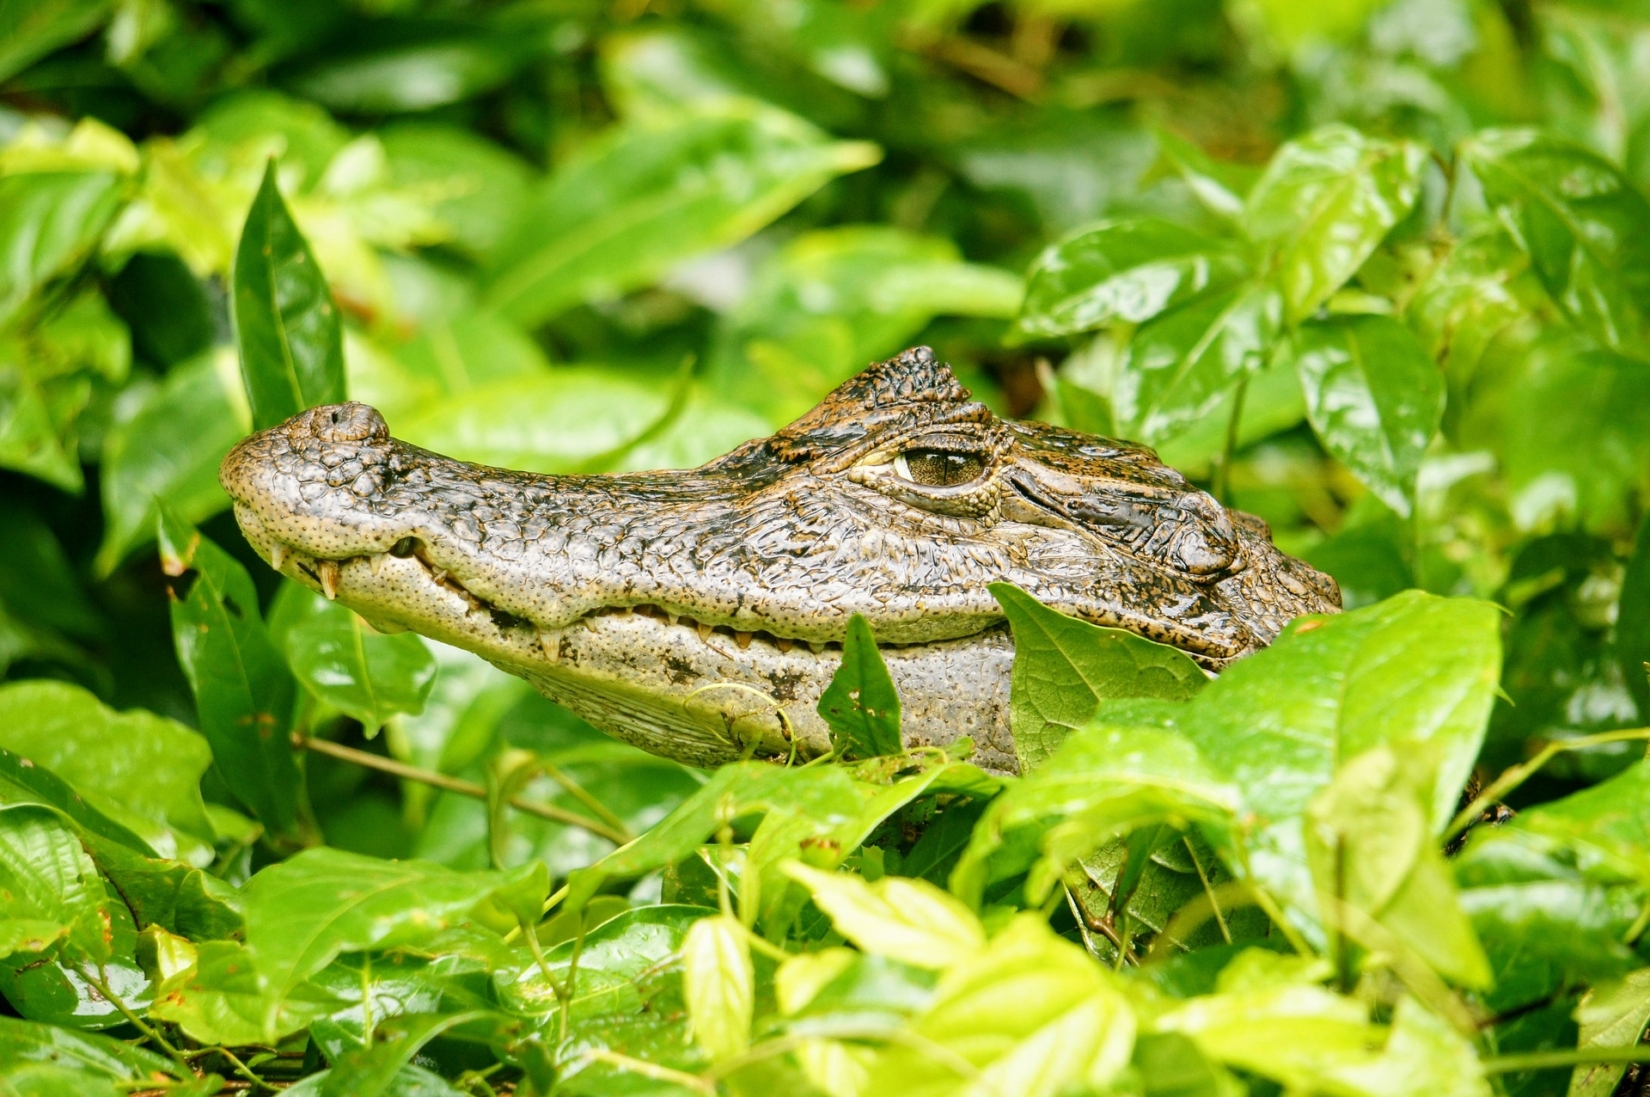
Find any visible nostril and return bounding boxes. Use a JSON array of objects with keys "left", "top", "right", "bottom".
[
  {"left": 390, "top": 537, "right": 419, "bottom": 558},
  {"left": 312, "top": 402, "right": 390, "bottom": 444}
]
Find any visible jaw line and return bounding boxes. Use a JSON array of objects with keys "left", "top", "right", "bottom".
[{"left": 235, "top": 507, "right": 1017, "bottom": 768}]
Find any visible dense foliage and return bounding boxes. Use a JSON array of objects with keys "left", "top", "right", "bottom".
[{"left": 5, "top": 0, "right": 1650, "bottom": 1093}]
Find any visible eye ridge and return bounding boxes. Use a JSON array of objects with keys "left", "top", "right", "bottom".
[{"left": 895, "top": 448, "right": 987, "bottom": 488}]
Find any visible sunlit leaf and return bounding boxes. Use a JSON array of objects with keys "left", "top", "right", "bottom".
[
  {"left": 232, "top": 160, "right": 347, "bottom": 430},
  {"left": 483, "top": 103, "right": 879, "bottom": 326},
  {"left": 1244, "top": 126, "right": 1424, "bottom": 324},
  {"left": 157, "top": 507, "right": 305, "bottom": 843},
  {"left": 0, "top": 171, "right": 123, "bottom": 328},
  {"left": 682, "top": 913, "right": 753, "bottom": 1062},
  {"left": 1289, "top": 314, "right": 1444, "bottom": 517},
  {"left": 817, "top": 614, "right": 902, "bottom": 760},
  {"left": 991, "top": 583, "right": 1206, "bottom": 772}
]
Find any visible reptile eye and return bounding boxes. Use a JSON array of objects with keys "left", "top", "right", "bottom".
[{"left": 895, "top": 449, "right": 986, "bottom": 488}]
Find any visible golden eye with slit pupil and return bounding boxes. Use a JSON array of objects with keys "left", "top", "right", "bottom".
[{"left": 895, "top": 450, "right": 985, "bottom": 487}]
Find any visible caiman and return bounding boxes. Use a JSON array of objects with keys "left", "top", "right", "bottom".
[{"left": 220, "top": 347, "right": 1340, "bottom": 773}]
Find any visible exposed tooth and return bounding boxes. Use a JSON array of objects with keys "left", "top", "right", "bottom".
[
  {"left": 809, "top": 641, "right": 826, "bottom": 654},
  {"left": 538, "top": 629, "right": 560, "bottom": 663},
  {"left": 580, "top": 616, "right": 598, "bottom": 632},
  {"left": 269, "top": 542, "right": 288, "bottom": 571},
  {"left": 368, "top": 553, "right": 383, "bottom": 575},
  {"left": 616, "top": 606, "right": 633, "bottom": 615},
  {"left": 666, "top": 613, "right": 679, "bottom": 625},
  {"left": 735, "top": 631, "right": 753, "bottom": 650},
  {"left": 697, "top": 623, "right": 714, "bottom": 643},
  {"left": 317, "top": 559, "right": 340, "bottom": 600},
  {"left": 775, "top": 638, "right": 794, "bottom": 653}
]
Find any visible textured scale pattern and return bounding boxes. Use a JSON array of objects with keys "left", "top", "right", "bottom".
[{"left": 221, "top": 347, "right": 1341, "bottom": 771}]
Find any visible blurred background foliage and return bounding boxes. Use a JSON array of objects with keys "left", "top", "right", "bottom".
[{"left": 6, "top": 0, "right": 1650, "bottom": 880}]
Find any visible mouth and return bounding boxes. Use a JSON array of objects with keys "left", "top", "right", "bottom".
[{"left": 235, "top": 504, "right": 1024, "bottom": 770}]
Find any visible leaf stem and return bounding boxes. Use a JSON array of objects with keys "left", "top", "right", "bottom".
[
  {"left": 543, "top": 762, "right": 632, "bottom": 837},
  {"left": 1214, "top": 373, "right": 1249, "bottom": 506},
  {"left": 80, "top": 965, "right": 192, "bottom": 1075},
  {"left": 1444, "top": 727, "right": 1650, "bottom": 843},
  {"left": 1483, "top": 1045, "right": 1650, "bottom": 1073},
  {"left": 294, "top": 734, "right": 631, "bottom": 844}
]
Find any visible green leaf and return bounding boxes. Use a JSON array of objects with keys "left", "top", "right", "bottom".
[
  {"left": 0, "top": 0, "right": 114, "bottom": 84},
  {"left": 1304, "top": 744, "right": 1490, "bottom": 987},
  {"left": 1502, "top": 335, "right": 1650, "bottom": 531},
  {"left": 482, "top": 102, "right": 880, "bottom": 326},
  {"left": 990, "top": 583, "right": 1206, "bottom": 773},
  {"left": 1014, "top": 218, "right": 1246, "bottom": 339},
  {"left": 290, "top": 39, "right": 525, "bottom": 114},
  {"left": 378, "top": 124, "right": 533, "bottom": 262},
  {"left": 1568, "top": 969, "right": 1650, "bottom": 1097},
  {"left": 0, "top": 360, "right": 80, "bottom": 493},
  {"left": 784, "top": 862, "right": 985, "bottom": 970},
  {"left": 1463, "top": 130, "right": 1650, "bottom": 353},
  {"left": 95, "top": 353, "right": 246, "bottom": 575},
  {"left": 318, "top": 1011, "right": 507, "bottom": 1097},
  {"left": 1243, "top": 126, "right": 1424, "bottom": 324},
  {"left": 283, "top": 596, "right": 437, "bottom": 734},
  {"left": 232, "top": 160, "right": 347, "bottom": 430},
  {"left": 157, "top": 507, "right": 305, "bottom": 842},
  {"left": 149, "top": 939, "right": 337, "bottom": 1047},
  {"left": 1289, "top": 314, "right": 1445, "bottom": 517},
  {"left": 0, "top": 171, "right": 123, "bottom": 328},
  {"left": 242, "top": 848, "right": 529, "bottom": 1001},
  {"left": 1179, "top": 592, "right": 1500, "bottom": 932},
  {"left": 705, "top": 226, "right": 1020, "bottom": 421},
  {"left": 0, "top": 807, "right": 110, "bottom": 965},
  {"left": 0, "top": 1015, "right": 180, "bottom": 1087},
  {"left": 682, "top": 913, "right": 754, "bottom": 1062},
  {"left": 863, "top": 914, "right": 1134, "bottom": 1097},
  {"left": 0, "top": 680, "right": 214, "bottom": 864},
  {"left": 817, "top": 614, "right": 903, "bottom": 760},
  {"left": 953, "top": 712, "right": 1239, "bottom": 906},
  {"left": 0, "top": 748, "right": 155, "bottom": 857},
  {"left": 1115, "top": 280, "right": 1283, "bottom": 445}
]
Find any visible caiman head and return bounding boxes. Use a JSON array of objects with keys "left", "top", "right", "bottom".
[{"left": 221, "top": 347, "right": 1339, "bottom": 772}]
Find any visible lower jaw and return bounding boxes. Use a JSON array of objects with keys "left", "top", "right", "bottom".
[{"left": 236, "top": 513, "right": 1020, "bottom": 772}]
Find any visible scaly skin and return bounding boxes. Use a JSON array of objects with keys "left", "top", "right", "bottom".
[{"left": 220, "top": 347, "right": 1339, "bottom": 771}]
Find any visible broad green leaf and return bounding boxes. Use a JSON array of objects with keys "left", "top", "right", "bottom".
[
  {"left": 1289, "top": 314, "right": 1444, "bottom": 517},
  {"left": 359, "top": 313, "right": 548, "bottom": 425},
  {"left": 0, "top": 1015, "right": 180, "bottom": 1088},
  {"left": 1513, "top": 758, "right": 1650, "bottom": 882},
  {"left": 1304, "top": 744, "right": 1490, "bottom": 987},
  {"left": 682, "top": 913, "right": 753, "bottom": 1062},
  {"left": 95, "top": 352, "right": 246, "bottom": 574},
  {"left": 1406, "top": 230, "right": 1532, "bottom": 389},
  {"left": 290, "top": 38, "right": 525, "bottom": 114},
  {"left": 1115, "top": 281, "right": 1283, "bottom": 445},
  {"left": 991, "top": 583, "right": 1206, "bottom": 772},
  {"left": 394, "top": 366, "right": 676, "bottom": 476},
  {"left": 953, "top": 713, "right": 1239, "bottom": 905},
  {"left": 282, "top": 595, "right": 437, "bottom": 734},
  {"left": 0, "top": 748, "right": 154, "bottom": 856},
  {"left": 149, "top": 939, "right": 338, "bottom": 1047},
  {"left": 242, "top": 848, "right": 530, "bottom": 997},
  {"left": 0, "top": 919, "right": 65, "bottom": 959},
  {"left": 483, "top": 102, "right": 879, "bottom": 326},
  {"left": 1568, "top": 969, "right": 1650, "bottom": 1097},
  {"left": 783, "top": 861, "right": 984, "bottom": 969},
  {"left": 817, "top": 613, "right": 902, "bottom": 760},
  {"left": 0, "top": 680, "right": 214, "bottom": 863},
  {"left": 705, "top": 226, "right": 1020, "bottom": 421},
  {"left": 157, "top": 507, "right": 305, "bottom": 842},
  {"left": 1463, "top": 130, "right": 1650, "bottom": 353},
  {"left": 378, "top": 123, "right": 533, "bottom": 262},
  {"left": 1014, "top": 218, "right": 1245, "bottom": 338},
  {"left": 1244, "top": 126, "right": 1424, "bottom": 324},
  {"left": 0, "top": 0, "right": 114, "bottom": 83},
  {"left": 0, "top": 360, "right": 80, "bottom": 492},
  {"left": 1245, "top": 0, "right": 1386, "bottom": 51},
  {"left": 87, "top": 841, "right": 242, "bottom": 941},
  {"left": 232, "top": 160, "right": 347, "bottom": 430},
  {"left": 1503, "top": 335, "right": 1650, "bottom": 531},
  {"left": 0, "top": 806, "right": 110, "bottom": 964},
  {"left": 863, "top": 914, "right": 1135, "bottom": 1097},
  {"left": 0, "top": 171, "right": 123, "bottom": 328},
  {"left": 318, "top": 1011, "right": 508, "bottom": 1097},
  {"left": 1175, "top": 592, "right": 1500, "bottom": 931}
]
